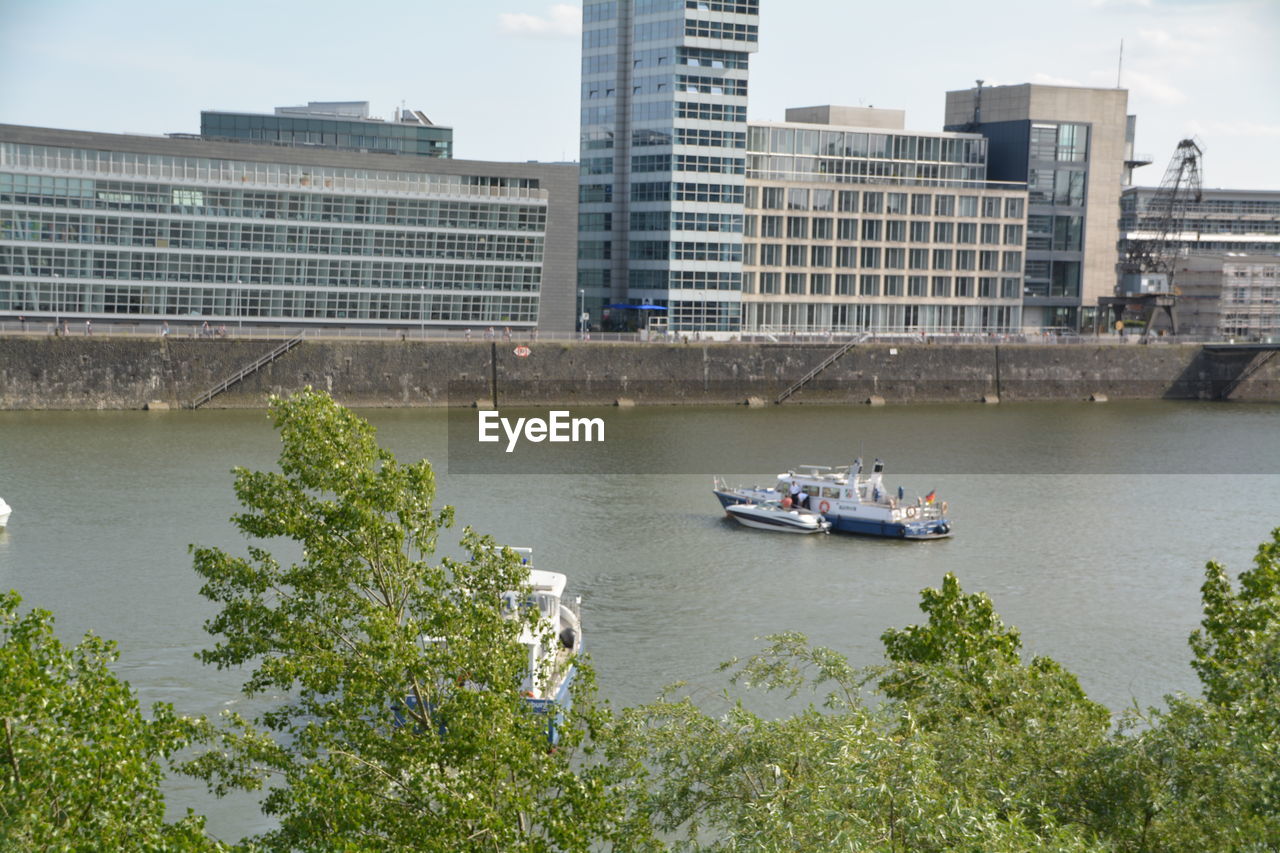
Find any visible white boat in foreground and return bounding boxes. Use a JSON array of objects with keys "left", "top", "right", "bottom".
[
  {"left": 0, "top": 497, "right": 10, "bottom": 527},
  {"left": 503, "top": 548, "right": 582, "bottom": 744},
  {"left": 725, "top": 500, "right": 831, "bottom": 534}
]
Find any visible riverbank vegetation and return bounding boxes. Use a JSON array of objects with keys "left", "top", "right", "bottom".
[{"left": 2, "top": 390, "right": 1278, "bottom": 850}]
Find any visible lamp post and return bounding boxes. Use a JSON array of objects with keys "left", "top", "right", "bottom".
[{"left": 578, "top": 289, "right": 585, "bottom": 340}]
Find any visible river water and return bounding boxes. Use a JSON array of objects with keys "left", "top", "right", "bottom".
[{"left": 1, "top": 400, "right": 1278, "bottom": 840}]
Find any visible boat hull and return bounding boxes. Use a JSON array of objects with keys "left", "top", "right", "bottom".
[{"left": 715, "top": 487, "right": 951, "bottom": 540}]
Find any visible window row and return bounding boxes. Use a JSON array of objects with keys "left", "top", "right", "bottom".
[
  {"left": 0, "top": 176, "right": 547, "bottom": 230},
  {"left": 743, "top": 302, "right": 1020, "bottom": 334},
  {"left": 0, "top": 280, "right": 539, "bottom": 323},
  {"left": 747, "top": 216, "right": 1023, "bottom": 246},
  {"left": 3, "top": 249, "right": 544, "bottom": 291},
  {"left": 750, "top": 186, "right": 1023, "bottom": 218},
  {"left": 627, "top": 269, "right": 742, "bottom": 291},
  {"left": 1, "top": 146, "right": 542, "bottom": 198},
  {"left": 747, "top": 244, "right": 1022, "bottom": 273},
  {"left": 748, "top": 126, "right": 986, "bottom": 164},
  {"left": 745, "top": 272, "right": 1020, "bottom": 300},
  {"left": 2, "top": 213, "right": 544, "bottom": 260}
]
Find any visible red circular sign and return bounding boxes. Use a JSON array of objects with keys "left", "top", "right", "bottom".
[{"left": 513, "top": 345, "right": 531, "bottom": 358}]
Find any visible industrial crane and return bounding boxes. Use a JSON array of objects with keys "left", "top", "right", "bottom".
[
  {"left": 1119, "top": 138, "right": 1203, "bottom": 294},
  {"left": 1109, "top": 138, "right": 1203, "bottom": 337}
]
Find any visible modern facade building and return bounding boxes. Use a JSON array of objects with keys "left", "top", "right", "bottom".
[
  {"left": 200, "top": 101, "right": 453, "bottom": 159},
  {"left": 741, "top": 108, "right": 1027, "bottom": 334},
  {"left": 1174, "top": 254, "right": 1279, "bottom": 340},
  {"left": 944, "top": 84, "right": 1131, "bottom": 331},
  {"left": 0, "top": 124, "right": 576, "bottom": 331},
  {"left": 578, "top": 0, "right": 759, "bottom": 332},
  {"left": 1120, "top": 187, "right": 1280, "bottom": 258}
]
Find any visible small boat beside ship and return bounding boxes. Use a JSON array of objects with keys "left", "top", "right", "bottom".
[
  {"left": 714, "top": 458, "right": 952, "bottom": 540},
  {"left": 725, "top": 500, "right": 831, "bottom": 534}
]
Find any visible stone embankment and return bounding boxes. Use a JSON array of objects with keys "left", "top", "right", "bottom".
[{"left": 0, "top": 337, "right": 1276, "bottom": 410}]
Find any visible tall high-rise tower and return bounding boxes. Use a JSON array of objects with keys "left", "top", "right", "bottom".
[{"left": 579, "top": 0, "right": 759, "bottom": 333}]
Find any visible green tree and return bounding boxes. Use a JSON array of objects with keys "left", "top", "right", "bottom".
[
  {"left": 1075, "top": 528, "right": 1280, "bottom": 852},
  {"left": 611, "top": 576, "right": 1111, "bottom": 851},
  {"left": 185, "top": 389, "right": 633, "bottom": 851},
  {"left": 0, "top": 590, "right": 217, "bottom": 851}
]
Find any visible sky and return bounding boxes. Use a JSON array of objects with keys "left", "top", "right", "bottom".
[{"left": 1, "top": 0, "right": 1277, "bottom": 189}]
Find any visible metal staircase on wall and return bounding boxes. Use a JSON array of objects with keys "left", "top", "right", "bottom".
[
  {"left": 1218, "top": 349, "right": 1278, "bottom": 400},
  {"left": 775, "top": 335, "right": 869, "bottom": 404},
  {"left": 187, "top": 335, "right": 305, "bottom": 409}
]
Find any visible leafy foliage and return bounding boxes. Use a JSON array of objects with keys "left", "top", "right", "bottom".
[
  {"left": 185, "top": 388, "right": 633, "bottom": 851},
  {"left": 0, "top": 590, "right": 217, "bottom": 850}
]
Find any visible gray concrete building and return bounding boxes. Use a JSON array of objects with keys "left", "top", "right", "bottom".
[
  {"left": 1174, "top": 254, "right": 1279, "bottom": 340},
  {"left": 0, "top": 124, "right": 577, "bottom": 332},
  {"left": 945, "top": 83, "right": 1130, "bottom": 331},
  {"left": 741, "top": 108, "right": 1027, "bottom": 334}
]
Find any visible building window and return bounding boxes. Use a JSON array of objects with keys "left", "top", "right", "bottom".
[
  {"left": 813, "top": 217, "right": 833, "bottom": 240},
  {"left": 861, "top": 219, "right": 882, "bottom": 241},
  {"left": 884, "top": 274, "right": 904, "bottom": 296},
  {"left": 860, "top": 274, "right": 881, "bottom": 296},
  {"left": 860, "top": 247, "right": 881, "bottom": 268},
  {"left": 836, "top": 274, "right": 856, "bottom": 295},
  {"left": 811, "top": 245, "right": 832, "bottom": 267},
  {"left": 785, "top": 272, "right": 806, "bottom": 294},
  {"left": 787, "top": 216, "right": 809, "bottom": 239},
  {"left": 862, "top": 191, "right": 884, "bottom": 214},
  {"left": 934, "top": 195, "right": 955, "bottom": 216},
  {"left": 932, "top": 276, "right": 952, "bottom": 297},
  {"left": 811, "top": 273, "right": 831, "bottom": 295},
  {"left": 908, "top": 275, "right": 928, "bottom": 296},
  {"left": 933, "top": 222, "right": 954, "bottom": 243}
]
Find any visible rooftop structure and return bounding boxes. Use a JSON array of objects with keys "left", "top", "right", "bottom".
[{"left": 200, "top": 101, "right": 453, "bottom": 159}]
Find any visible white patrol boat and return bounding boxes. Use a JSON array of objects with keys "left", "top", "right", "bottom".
[
  {"left": 502, "top": 548, "right": 582, "bottom": 744},
  {"left": 714, "top": 459, "right": 952, "bottom": 540},
  {"left": 725, "top": 500, "right": 832, "bottom": 534}
]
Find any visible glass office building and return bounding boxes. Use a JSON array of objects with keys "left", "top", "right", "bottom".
[
  {"left": 944, "top": 84, "right": 1131, "bottom": 331},
  {"left": 579, "top": 0, "right": 759, "bottom": 332},
  {"left": 0, "top": 124, "right": 577, "bottom": 330},
  {"left": 742, "top": 116, "right": 1027, "bottom": 334},
  {"left": 201, "top": 101, "right": 453, "bottom": 159}
]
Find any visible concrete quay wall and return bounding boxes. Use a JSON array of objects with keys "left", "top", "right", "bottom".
[{"left": 0, "top": 338, "right": 1276, "bottom": 410}]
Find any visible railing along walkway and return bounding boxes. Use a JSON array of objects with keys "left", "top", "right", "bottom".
[{"left": 187, "top": 335, "right": 304, "bottom": 409}]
